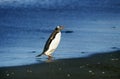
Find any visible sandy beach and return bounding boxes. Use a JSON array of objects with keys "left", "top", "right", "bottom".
[{"left": 0, "top": 50, "right": 120, "bottom": 79}]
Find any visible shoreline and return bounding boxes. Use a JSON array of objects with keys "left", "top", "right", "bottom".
[{"left": 0, "top": 50, "right": 120, "bottom": 79}]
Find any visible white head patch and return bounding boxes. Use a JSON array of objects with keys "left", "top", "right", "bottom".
[{"left": 57, "top": 26, "right": 60, "bottom": 28}]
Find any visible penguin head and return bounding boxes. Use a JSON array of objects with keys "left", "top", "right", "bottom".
[{"left": 56, "top": 26, "right": 64, "bottom": 31}]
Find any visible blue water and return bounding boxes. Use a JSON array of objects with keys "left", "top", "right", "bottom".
[
  {"left": 0, "top": 0, "right": 120, "bottom": 9},
  {"left": 0, "top": 0, "right": 120, "bottom": 67}
]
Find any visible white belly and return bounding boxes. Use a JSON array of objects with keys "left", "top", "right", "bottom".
[{"left": 45, "top": 32, "right": 61, "bottom": 56}]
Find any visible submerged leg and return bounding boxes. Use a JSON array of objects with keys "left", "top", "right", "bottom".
[{"left": 48, "top": 55, "right": 53, "bottom": 60}]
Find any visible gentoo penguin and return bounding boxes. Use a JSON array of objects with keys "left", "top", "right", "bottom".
[{"left": 36, "top": 26, "right": 64, "bottom": 58}]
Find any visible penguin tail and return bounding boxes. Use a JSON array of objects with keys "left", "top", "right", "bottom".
[{"left": 36, "top": 53, "right": 43, "bottom": 57}]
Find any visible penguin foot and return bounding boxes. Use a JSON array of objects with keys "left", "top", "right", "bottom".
[{"left": 48, "top": 55, "right": 53, "bottom": 60}]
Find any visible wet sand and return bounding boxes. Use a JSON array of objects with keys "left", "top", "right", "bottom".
[{"left": 0, "top": 50, "right": 120, "bottom": 79}]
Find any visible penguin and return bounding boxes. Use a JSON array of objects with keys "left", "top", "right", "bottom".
[{"left": 36, "top": 26, "right": 64, "bottom": 59}]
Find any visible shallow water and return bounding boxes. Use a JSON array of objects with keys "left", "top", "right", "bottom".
[{"left": 0, "top": 8, "right": 120, "bottom": 67}]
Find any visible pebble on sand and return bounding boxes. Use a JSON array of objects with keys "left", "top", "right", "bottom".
[
  {"left": 6, "top": 73, "right": 10, "bottom": 76},
  {"left": 67, "top": 73, "right": 71, "bottom": 77}
]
